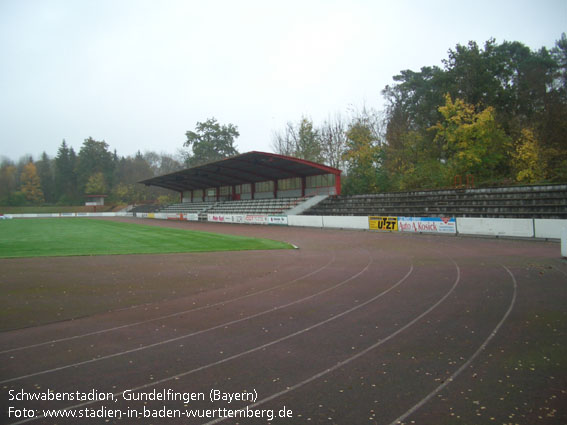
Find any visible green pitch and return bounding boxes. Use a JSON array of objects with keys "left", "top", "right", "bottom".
[{"left": 0, "top": 218, "right": 293, "bottom": 258}]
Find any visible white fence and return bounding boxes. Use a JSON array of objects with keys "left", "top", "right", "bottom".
[
  {"left": 286, "top": 215, "right": 566, "bottom": 240},
  {"left": 4, "top": 211, "right": 566, "bottom": 241}
]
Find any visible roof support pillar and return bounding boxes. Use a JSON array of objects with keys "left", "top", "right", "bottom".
[{"left": 301, "top": 176, "right": 306, "bottom": 197}]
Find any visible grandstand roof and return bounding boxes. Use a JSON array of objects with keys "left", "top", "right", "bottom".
[{"left": 139, "top": 151, "right": 342, "bottom": 192}]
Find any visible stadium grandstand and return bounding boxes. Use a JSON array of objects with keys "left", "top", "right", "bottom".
[{"left": 139, "top": 151, "right": 342, "bottom": 218}]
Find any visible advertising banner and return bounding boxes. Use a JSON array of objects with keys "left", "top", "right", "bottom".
[
  {"left": 368, "top": 216, "right": 398, "bottom": 231},
  {"left": 398, "top": 217, "right": 456, "bottom": 234},
  {"left": 185, "top": 213, "right": 199, "bottom": 222},
  {"left": 244, "top": 215, "right": 269, "bottom": 225},
  {"left": 268, "top": 216, "right": 288, "bottom": 226}
]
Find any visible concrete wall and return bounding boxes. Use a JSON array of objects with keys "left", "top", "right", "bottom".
[
  {"left": 456, "top": 218, "right": 534, "bottom": 238},
  {"left": 288, "top": 215, "right": 323, "bottom": 228},
  {"left": 284, "top": 215, "right": 566, "bottom": 240},
  {"left": 321, "top": 216, "right": 368, "bottom": 229},
  {"left": 278, "top": 189, "right": 302, "bottom": 198},
  {"left": 534, "top": 219, "right": 567, "bottom": 239}
]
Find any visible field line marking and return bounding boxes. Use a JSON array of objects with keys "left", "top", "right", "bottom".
[
  {"left": 1, "top": 250, "right": 371, "bottom": 384},
  {"left": 1, "top": 253, "right": 336, "bottom": 354},
  {"left": 7, "top": 256, "right": 414, "bottom": 425},
  {"left": 201, "top": 258, "right": 461, "bottom": 425},
  {"left": 387, "top": 264, "right": 517, "bottom": 425}
]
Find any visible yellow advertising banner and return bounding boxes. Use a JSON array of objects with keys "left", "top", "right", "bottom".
[{"left": 368, "top": 216, "right": 398, "bottom": 231}]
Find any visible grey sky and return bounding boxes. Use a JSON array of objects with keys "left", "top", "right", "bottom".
[{"left": 1, "top": 0, "right": 565, "bottom": 161}]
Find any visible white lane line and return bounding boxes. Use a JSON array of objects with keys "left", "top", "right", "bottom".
[
  {"left": 1, "top": 251, "right": 370, "bottom": 384},
  {"left": 202, "top": 258, "right": 461, "bottom": 425},
  {"left": 7, "top": 256, "right": 413, "bottom": 425},
  {"left": 388, "top": 264, "right": 518, "bottom": 425},
  {"left": 1, "top": 253, "right": 336, "bottom": 354}
]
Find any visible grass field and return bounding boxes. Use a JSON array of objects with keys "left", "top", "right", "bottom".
[{"left": 0, "top": 218, "right": 293, "bottom": 258}]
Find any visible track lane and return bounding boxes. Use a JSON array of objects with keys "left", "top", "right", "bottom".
[{"left": 1, "top": 220, "right": 563, "bottom": 425}]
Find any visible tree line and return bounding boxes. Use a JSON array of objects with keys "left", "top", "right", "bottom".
[
  {"left": 272, "top": 35, "right": 567, "bottom": 193},
  {"left": 0, "top": 139, "right": 184, "bottom": 206},
  {"left": 1, "top": 35, "right": 565, "bottom": 206}
]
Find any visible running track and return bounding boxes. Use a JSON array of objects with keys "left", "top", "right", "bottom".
[{"left": 1, "top": 218, "right": 566, "bottom": 424}]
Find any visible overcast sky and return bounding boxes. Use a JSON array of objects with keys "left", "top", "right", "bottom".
[{"left": 1, "top": 0, "right": 565, "bottom": 162}]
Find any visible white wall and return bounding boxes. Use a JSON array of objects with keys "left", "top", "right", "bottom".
[
  {"left": 321, "top": 216, "right": 368, "bottom": 229},
  {"left": 534, "top": 219, "right": 567, "bottom": 239},
  {"left": 456, "top": 218, "right": 534, "bottom": 238},
  {"left": 288, "top": 215, "right": 323, "bottom": 227}
]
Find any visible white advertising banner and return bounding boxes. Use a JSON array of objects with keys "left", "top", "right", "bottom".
[
  {"left": 398, "top": 217, "right": 457, "bottom": 234},
  {"left": 208, "top": 214, "right": 246, "bottom": 223},
  {"left": 244, "top": 215, "right": 269, "bottom": 224},
  {"left": 185, "top": 213, "right": 199, "bottom": 222},
  {"left": 268, "top": 216, "right": 288, "bottom": 226}
]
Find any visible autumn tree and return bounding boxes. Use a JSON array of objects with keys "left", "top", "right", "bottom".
[
  {"left": 85, "top": 172, "right": 107, "bottom": 194},
  {"left": 342, "top": 119, "right": 385, "bottom": 194},
  {"left": 20, "top": 162, "right": 44, "bottom": 204},
  {"left": 382, "top": 36, "right": 566, "bottom": 189},
  {"left": 0, "top": 159, "right": 18, "bottom": 204},
  {"left": 429, "top": 94, "right": 510, "bottom": 184},
  {"left": 511, "top": 128, "right": 547, "bottom": 183}
]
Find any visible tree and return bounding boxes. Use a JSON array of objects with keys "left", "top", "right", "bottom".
[
  {"left": 511, "top": 128, "right": 546, "bottom": 183},
  {"left": 85, "top": 172, "right": 107, "bottom": 194},
  {"left": 76, "top": 138, "right": 115, "bottom": 193},
  {"left": 271, "top": 122, "right": 298, "bottom": 157},
  {"left": 295, "top": 117, "right": 322, "bottom": 162},
  {"left": 20, "top": 162, "right": 44, "bottom": 204},
  {"left": 381, "top": 36, "right": 567, "bottom": 189},
  {"left": 35, "top": 152, "right": 55, "bottom": 203},
  {"left": 0, "top": 159, "right": 18, "bottom": 204},
  {"left": 342, "top": 118, "right": 386, "bottom": 194},
  {"left": 319, "top": 113, "right": 348, "bottom": 170},
  {"left": 271, "top": 117, "right": 323, "bottom": 162},
  {"left": 143, "top": 151, "right": 183, "bottom": 176},
  {"left": 430, "top": 94, "right": 510, "bottom": 183},
  {"left": 55, "top": 140, "right": 78, "bottom": 203},
  {"left": 184, "top": 118, "right": 239, "bottom": 166}
]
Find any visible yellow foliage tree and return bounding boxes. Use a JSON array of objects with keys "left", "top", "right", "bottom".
[
  {"left": 20, "top": 162, "right": 44, "bottom": 204},
  {"left": 430, "top": 94, "right": 510, "bottom": 182},
  {"left": 512, "top": 128, "right": 546, "bottom": 183},
  {"left": 85, "top": 172, "right": 107, "bottom": 194}
]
